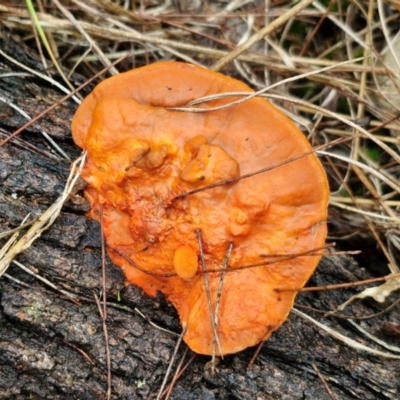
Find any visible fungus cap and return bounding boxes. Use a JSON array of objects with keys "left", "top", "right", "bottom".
[{"left": 72, "top": 62, "right": 329, "bottom": 356}]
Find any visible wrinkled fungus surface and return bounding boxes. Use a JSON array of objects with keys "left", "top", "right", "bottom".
[{"left": 72, "top": 62, "right": 329, "bottom": 355}]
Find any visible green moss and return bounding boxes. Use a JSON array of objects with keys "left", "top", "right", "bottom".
[{"left": 364, "top": 146, "right": 380, "bottom": 162}]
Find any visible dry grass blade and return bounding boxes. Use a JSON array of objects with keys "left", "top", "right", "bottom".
[
  {"left": 0, "top": 52, "right": 129, "bottom": 148},
  {"left": 0, "top": 94, "right": 70, "bottom": 160},
  {"left": 162, "top": 351, "right": 196, "bottom": 400},
  {"left": 279, "top": 271, "right": 400, "bottom": 293},
  {"left": 348, "top": 319, "right": 400, "bottom": 353},
  {"left": 292, "top": 309, "right": 400, "bottom": 359},
  {"left": 0, "top": 214, "right": 31, "bottom": 253},
  {"left": 53, "top": 0, "right": 118, "bottom": 76},
  {"left": 196, "top": 229, "right": 223, "bottom": 366},
  {"left": 0, "top": 49, "right": 81, "bottom": 104},
  {"left": 155, "top": 326, "right": 188, "bottom": 400},
  {"left": 25, "top": 0, "right": 76, "bottom": 93},
  {"left": 318, "top": 151, "right": 400, "bottom": 199},
  {"left": 0, "top": 127, "right": 62, "bottom": 161},
  {"left": 11, "top": 259, "right": 79, "bottom": 302},
  {"left": 211, "top": 0, "right": 315, "bottom": 71},
  {"left": 0, "top": 154, "right": 86, "bottom": 277},
  {"left": 335, "top": 278, "right": 400, "bottom": 312}
]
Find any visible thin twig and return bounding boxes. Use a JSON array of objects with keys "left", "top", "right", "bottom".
[
  {"left": 296, "top": 296, "right": 400, "bottom": 321},
  {"left": 196, "top": 229, "right": 223, "bottom": 367},
  {"left": 12, "top": 260, "right": 80, "bottom": 303},
  {"left": 94, "top": 292, "right": 112, "bottom": 400},
  {"left": 0, "top": 53, "right": 130, "bottom": 148},
  {"left": 277, "top": 272, "right": 400, "bottom": 293},
  {"left": 212, "top": 242, "right": 233, "bottom": 366},
  {"left": 108, "top": 244, "right": 332, "bottom": 277},
  {"left": 293, "top": 309, "right": 400, "bottom": 359},
  {"left": 155, "top": 326, "right": 188, "bottom": 400},
  {"left": 247, "top": 340, "right": 265, "bottom": 369},
  {"left": 172, "top": 137, "right": 347, "bottom": 202},
  {"left": 99, "top": 204, "right": 111, "bottom": 400},
  {"left": 64, "top": 340, "right": 96, "bottom": 365},
  {"left": 312, "top": 363, "right": 337, "bottom": 400},
  {"left": 162, "top": 347, "right": 189, "bottom": 400}
]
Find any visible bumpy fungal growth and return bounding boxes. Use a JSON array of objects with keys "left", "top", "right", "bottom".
[{"left": 72, "top": 62, "right": 329, "bottom": 355}]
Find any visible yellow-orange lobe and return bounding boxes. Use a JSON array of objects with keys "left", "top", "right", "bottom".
[{"left": 173, "top": 247, "right": 198, "bottom": 280}]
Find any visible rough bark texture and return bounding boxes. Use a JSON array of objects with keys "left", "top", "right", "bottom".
[{"left": 1, "top": 31, "right": 400, "bottom": 400}]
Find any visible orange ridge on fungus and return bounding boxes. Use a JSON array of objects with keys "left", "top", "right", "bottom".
[{"left": 72, "top": 62, "right": 329, "bottom": 356}]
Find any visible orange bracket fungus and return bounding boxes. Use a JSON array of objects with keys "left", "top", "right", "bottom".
[{"left": 71, "top": 62, "right": 329, "bottom": 356}]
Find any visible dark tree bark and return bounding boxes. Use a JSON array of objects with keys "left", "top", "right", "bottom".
[{"left": 1, "top": 31, "right": 399, "bottom": 400}]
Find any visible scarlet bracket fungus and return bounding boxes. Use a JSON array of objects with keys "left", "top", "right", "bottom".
[{"left": 72, "top": 62, "right": 329, "bottom": 356}]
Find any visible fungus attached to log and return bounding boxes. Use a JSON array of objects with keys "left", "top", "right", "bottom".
[{"left": 72, "top": 62, "right": 329, "bottom": 356}]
